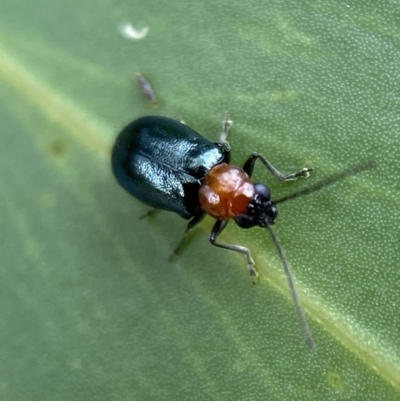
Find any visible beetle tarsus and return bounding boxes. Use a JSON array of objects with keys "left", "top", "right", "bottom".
[
  {"left": 170, "top": 233, "right": 188, "bottom": 261},
  {"left": 169, "top": 250, "right": 178, "bottom": 262},
  {"left": 288, "top": 167, "right": 314, "bottom": 180},
  {"left": 219, "top": 112, "right": 233, "bottom": 148},
  {"left": 248, "top": 264, "right": 258, "bottom": 285},
  {"left": 249, "top": 264, "right": 258, "bottom": 277},
  {"left": 139, "top": 209, "right": 159, "bottom": 220}
]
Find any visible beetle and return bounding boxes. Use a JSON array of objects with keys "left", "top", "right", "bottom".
[
  {"left": 111, "top": 114, "right": 375, "bottom": 349},
  {"left": 111, "top": 114, "right": 317, "bottom": 347}
]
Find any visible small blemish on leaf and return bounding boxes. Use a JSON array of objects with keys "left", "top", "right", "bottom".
[
  {"left": 269, "top": 91, "right": 299, "bottom": 101},
  {"left": 68, "top": 359, "right": 82, "bottom": 370},
  {"left": 48, "top": 139, "right": 67, "bottom": 158},
  {"left": 327, "top": 372, "right": 345, "bottom": 392}
]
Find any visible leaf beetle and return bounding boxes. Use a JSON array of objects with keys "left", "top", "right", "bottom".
[
  {"left": 111, "top": 113, "right": 316, "bottom": 346},
  {"left": 112, "top": 112, "right": 375, "bottom": 349}
]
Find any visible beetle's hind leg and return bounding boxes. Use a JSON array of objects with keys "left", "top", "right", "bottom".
[{"left": 170, "top": 211, "right": 206, "bottom": 261}]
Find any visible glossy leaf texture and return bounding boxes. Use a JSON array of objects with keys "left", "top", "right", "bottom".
[{"left": 0, "top": 1, "right": 399, "bottom": 400}]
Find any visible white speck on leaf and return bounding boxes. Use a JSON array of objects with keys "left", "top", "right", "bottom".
[{"left": 118, "top": 22, "right": 149, "bottom": 40}]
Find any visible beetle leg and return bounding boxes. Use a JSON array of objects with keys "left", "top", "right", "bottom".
[
  {"left": 210, "top": 220, "right": 258, "bottom": 282},
  {"left": 218, "top": 112, "right": 233, "bottom": 150},
  {"left": 170, "top": 211, "right": 206, "bottom": 261},
  {"left": 139, "top": 208, "right": 160, "bottom": 220},
  {"left": 242, "top": 152, "right": 313, "bottom": 181}
]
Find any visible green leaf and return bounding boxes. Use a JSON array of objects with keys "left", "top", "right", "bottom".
[{"left": 0, "top": 0, "right": 399, "bottom": 400}]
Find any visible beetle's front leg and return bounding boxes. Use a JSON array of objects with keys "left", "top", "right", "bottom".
[
  {"left": 243, "top": 152, "right": 313, "bottom": 181},
  {"left": 209, "top": 219, "right": 258, "bottom": 283}
]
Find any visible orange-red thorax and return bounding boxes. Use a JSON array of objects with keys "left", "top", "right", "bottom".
[{"left": 198, "top": 163, "right": 255, "bottom": 220}]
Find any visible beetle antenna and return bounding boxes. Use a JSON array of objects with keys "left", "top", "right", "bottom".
[
  {"left": 265, "top": 222, "right": 315, "bottom": 350},
  {"left": 274, "top": 160, "right": 376, "bottom": 204}
]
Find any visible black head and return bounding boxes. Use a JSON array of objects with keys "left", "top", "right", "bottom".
[{"left": 234, "top": 183, "right": 278, "bottom": 229}]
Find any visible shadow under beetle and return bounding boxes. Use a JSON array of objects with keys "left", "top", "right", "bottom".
[{"left": 112, "top": 113, "right": 375, "bottom": 350}]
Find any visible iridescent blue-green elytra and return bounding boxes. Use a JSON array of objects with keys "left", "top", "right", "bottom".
[{"left": 111, "top": 116, "right": 230, "bottom": 218}]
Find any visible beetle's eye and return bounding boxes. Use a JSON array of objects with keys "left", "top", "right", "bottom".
[{"left": 253, "top": 183, "right": 270, "bottom": 200}]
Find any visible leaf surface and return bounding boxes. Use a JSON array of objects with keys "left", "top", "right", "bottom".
[{"left": 0, "top": 1, "right": 399, "bottom": 400}]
